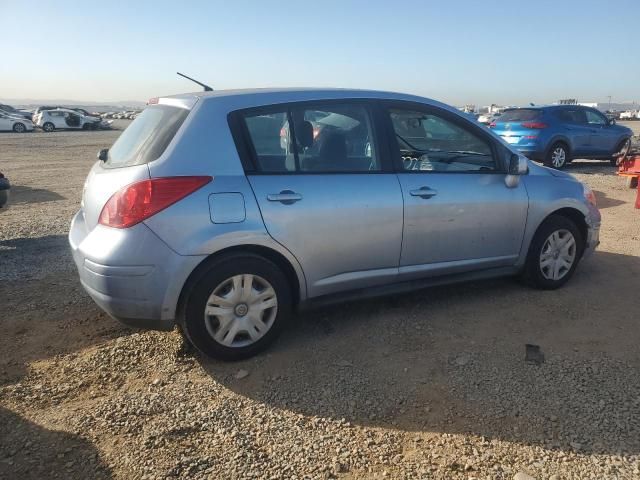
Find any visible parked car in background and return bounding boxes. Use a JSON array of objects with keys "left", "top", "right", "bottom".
[
  {"left": 477, "top": 112, "right": 501, "bottom": 125},
  {"left": 35, "top": 108, "right": 102, "bottom": 132},
  {"left": 0, "top": 104, "right": 32, "bottom": 120},
  {"left": 491, "top": 105, "right": 633, "bottom": 168},
  {"left": 0, "top": 111, "right": 34, "bottom": 132},
  {"left": 0, "top": 172, "right": 10, "bottom": 209},
  {"left": 620, "top": 110, "right": 639, "bottom": 121},
  {"left": 70, "top": 88, "right": 601, "bottom": 360},
  {"left": 32, "top": 106, "right": 63, "bottom": 121}
]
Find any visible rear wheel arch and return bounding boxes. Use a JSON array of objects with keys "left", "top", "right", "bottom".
[
  {"left": 176, "top": 244, "right": 303, "bottom": 320},
  {"left": 546, "top": 137, "right": 572, "bottom": 156}
]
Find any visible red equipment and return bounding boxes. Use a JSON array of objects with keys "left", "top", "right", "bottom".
[{"left": 616, "top": 153, "right": 640, "bottom": 208}]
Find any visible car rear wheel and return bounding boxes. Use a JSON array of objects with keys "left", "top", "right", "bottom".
[
  {"left": 12, "top": 123, "right": 26, "bottom": 133},
  {"left": 545, "top": 142, "right": 570, "bottom": 169},
  {"left": 522, "top": 215, "right": 584, "bottom": 289},
  {"left": 611, "top": 137, "right": 631, "bottom": 166},
  {"left": 42, "top": 122, "right": 55, "bottom": 132},
  {"left": 180, "top": 253, "right": 292, "bottom": 360}
]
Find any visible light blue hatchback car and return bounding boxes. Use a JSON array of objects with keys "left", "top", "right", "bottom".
[
  {"left": 69, "top": 88, "right": 601, "bottom": 360},
  {"left": 491, "top": 105, "right": 632, "bottom": 169}
]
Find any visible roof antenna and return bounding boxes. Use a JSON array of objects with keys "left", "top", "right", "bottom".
[{"left": 176, "top": 72, "right": 213, "bottom": 92}]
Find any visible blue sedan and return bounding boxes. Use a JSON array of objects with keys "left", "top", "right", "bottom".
[{"left": 491, "top": 105, "right": 632, "bottom": 169}]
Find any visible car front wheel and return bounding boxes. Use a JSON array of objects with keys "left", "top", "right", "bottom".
[
  {"left": 12, "top": 123, "right": 26, "bottom": 133},
  {"left": 523, "top": 215, "right": 584, "bottom": 290},
  {"left": 180, "top": 253, "right": 292, "bottom": 360},
  {"left": 545, "top": 142, "right": 570, "bottom": 169},
  {"left": 522, "top": 215, "right": 584, "bottom": 289},
  {"left": 611, "top": 138, "right": 631, "bottom": 166},
  {"left": 42, "top": 122, "right": 55, "bottom": 132}
]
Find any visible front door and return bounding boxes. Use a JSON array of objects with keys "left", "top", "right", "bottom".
[
  {"left": 383, "top": 103, "right": 529, "bottom": 280},
  {"left": 0, "top": 114, "right": 12, "bottom": 131},
  {"left": 239, "top": 101, "right": 404, "bottom": 297},
  {"left": 584, "top": 109, "right": 618, "bottom": 155},
  {"left": 557, "top": 108, "right": 591, "bottom": 156}
]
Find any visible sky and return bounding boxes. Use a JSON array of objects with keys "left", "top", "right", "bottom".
[{"left": 2, "top": 0, "right": 639, "bottom": 106}]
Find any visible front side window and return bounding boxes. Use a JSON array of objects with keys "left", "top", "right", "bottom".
[
  {"left": 585, "top": 110, "right": 606, "bottom": 125},
  {"left": 388, "top": 108, "right": 495, "bottom": 172},
  {"left": 241, "top": 103, "right": 378, "bottom": 173}
]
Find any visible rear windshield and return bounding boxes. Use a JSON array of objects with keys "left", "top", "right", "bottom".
[
  {"left": 105, "top": 105, "right": 189, "bottom": 168},
  {"left": 497, "top": 109, "right": 541, "bottom": 122}
]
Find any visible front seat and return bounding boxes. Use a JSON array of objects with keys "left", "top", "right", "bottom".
[{"left": 313, "top": 132, "right": 348, "bottom": 171}]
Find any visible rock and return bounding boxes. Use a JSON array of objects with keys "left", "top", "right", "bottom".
[
  {"left": 514, "top": 472, "right": 536, "bottom": 480},
  {"left": 335, "top": 360, "right": 353, "bottom": 367},
  {"left": 234, "top": 369, "right": 249, "bottom": 380},
  {"left": 455, "top": 354, "right": 470, "bottom": 366}
]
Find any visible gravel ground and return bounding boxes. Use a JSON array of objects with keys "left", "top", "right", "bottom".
[{"left": 1, "top": 122, "right": 639, "bottom": 479}]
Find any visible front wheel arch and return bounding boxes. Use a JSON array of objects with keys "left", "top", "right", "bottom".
[{"left": 535, "top": 208, "right": 588, "bottom": 258}]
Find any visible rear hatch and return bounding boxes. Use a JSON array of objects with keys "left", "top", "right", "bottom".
[
  {"left": 81, "top": 102, "right": 191, "bottom": 230},
  {"left": 491, "top": 108, "right": 544, "bottom": 145}
]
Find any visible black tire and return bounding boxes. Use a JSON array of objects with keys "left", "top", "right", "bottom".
[
  {"left": 544, "top": 142, "right": 570, "bottom": 169},
  {"left": 42, "top": 122, "right": 54, "bottom": 132},
  {"left": 12, "top": 122, "right": 26, "bottom": 133},
  {"left": 522, "top": 215, "right": 584, "bottom": 290},
  {"left": 180, "top": 253, "right": 292, "bottom": 361},
  {"left": 611, "top": 137, "right": 631, "bottom": 166}
]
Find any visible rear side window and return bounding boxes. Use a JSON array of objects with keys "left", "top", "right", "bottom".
[
  {"left": 105, "top": 105, "right": 189, "bottom": 168},
  {"left": 498, "top": 109, "right": 541, "bottom": 122},
  {"left": 240, "top": 103, "right": 378, "bottom": 173},
  {"left": 555, "top": 109, "right": 586, "bottom": 124}
]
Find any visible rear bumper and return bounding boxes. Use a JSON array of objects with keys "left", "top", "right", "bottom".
[{"left": 69, "top": 211, "right": 205, "bottom": 330}]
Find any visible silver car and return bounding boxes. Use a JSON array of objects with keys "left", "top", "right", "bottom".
[{"left": 69, "top": 88, "right": 601, "bottom": 360}]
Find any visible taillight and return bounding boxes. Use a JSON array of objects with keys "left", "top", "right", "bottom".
[
  {"left": 99, "top": 176, "right": 212, "bottom": 228},
  {"left": 521, "top": 121, "right": 548, "bottom": 129},
  {"left": 489, "top": 122, "right": 496, "bottom": 128}
]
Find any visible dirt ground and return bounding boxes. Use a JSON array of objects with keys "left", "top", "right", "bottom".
[{"left": 1, "top": 122, "right": 639, "bottom": 479}]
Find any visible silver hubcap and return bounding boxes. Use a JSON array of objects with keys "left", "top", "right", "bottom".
[
  {"left": 551, "top": 147, "right": 566, "bottom": 168},
  {"left": 44, "top": 124, "right": 53, "bottom": 131},
  {"left": 618, "top": 140, "right": 630, "bottom": 158},
  {"left": 540, "top": 229, "right": 576, "bottom": 280},
  {"left": 204, "top": 274, "right": 277, "bottom": 348},
  {"left": 15, "top": 124, "right": 24, "bottom": 132}
]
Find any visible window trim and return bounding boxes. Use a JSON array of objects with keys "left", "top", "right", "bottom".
[
  {"left": 380, "top": 100, "right": 509, "bottom": 175},
  {"left": 227, "top": 99, "right": 394, "bottom": 175}
]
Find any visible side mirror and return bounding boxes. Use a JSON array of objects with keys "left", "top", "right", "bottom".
[
  {"left": 97, "top": 148, "right": 108, "bottom": 162},
  {"left": 608, "top": 118, "right": 616, "bottom": 126},
  {"left": 505, "top": 154, "right": 528, "bottom": 188},
  {"left": 508, "top": 154, "right": 528, "bottom": 175}
]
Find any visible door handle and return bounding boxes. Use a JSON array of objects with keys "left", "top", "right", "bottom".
[
  {"left": 410, "top": 186, "right": 438, "bottom": 198},
  {"left": 267, "top": 190, "right": 302, "bottom": 204}
]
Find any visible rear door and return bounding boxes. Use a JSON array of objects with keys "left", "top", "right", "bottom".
[
  {"left": 237, "top": 101, "right": 403, "bottom": 298},
  {"left": 81, "top": 103, "right": 190, "bottom": 230},
  {"left": 382, "top": 102, "right": 529, "bottom": 279}
]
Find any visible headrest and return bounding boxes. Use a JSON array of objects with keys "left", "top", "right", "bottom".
[{"left": 295, "top": 120, "right": 314, "bottom": 149}]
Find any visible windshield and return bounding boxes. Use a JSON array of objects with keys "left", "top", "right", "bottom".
[
  {"left": 497, "top": 109, "right": 541, "bottom": 122},
  {"left": 105, "top": 105, "right": 188, "bottom": 168}
]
